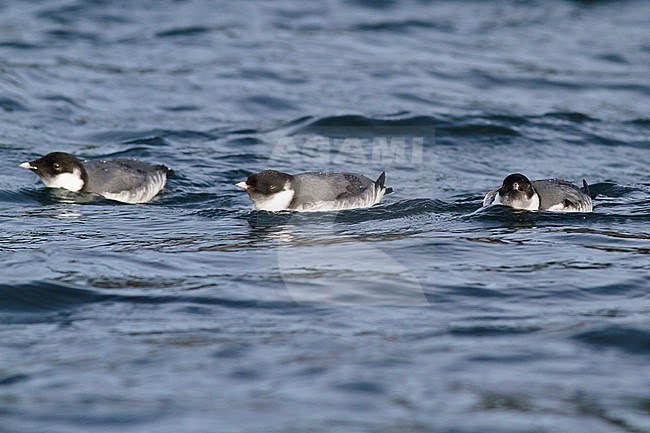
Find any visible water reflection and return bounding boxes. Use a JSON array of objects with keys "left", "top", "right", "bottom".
[{"left": 246, "top": 209, "right": 427, "bottom": 306}]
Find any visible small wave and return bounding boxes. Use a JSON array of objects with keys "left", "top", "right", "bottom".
[
  {"left": 0, "top": 372, "right": 29, "bottom": 386},
  {"left": 238, "top": 68, "right": 309, "bottom": 85},
  {"left": 293, "top": 115, "right": 438, "bottom": 137},
  {"left": 0, "top": 189, "right": 39, "bottom": 205},
  {"left": 293, "top": 112, "right": 612, "bottom": 145},
  {"left": 122, "top": 136, "right": 169, "bottom": 146},
  {"left": 155, "top": 26, "right": 212, "bottom": 38},
  {"left": 629, "top": 118, "right": 650, "bottom": 127},
  {"left": 224, "top": 137, "right": 265, "bottom": 147},
  {"left": 240, "top": 95, "right": 299, "bottom": 112},
  {"left": 0, "top": 97, "right": 28, "bottom": 112},
  {"left": 539, "top": 112, "right": 598, "bottom": 123},
  {"left": 215, "top": 153, "right": 269, "bottom": 163},
  {"left": 293, "top": 114, "right": 522, "bottom": 142},
  {"left": 41, "top": 94, "right": 86, "bottom": 110},
  {"left": 45, "top": 29, "right": 100, "bottom": 43},
  {"left": 161, "top": 105, "right": 200, "bottom": 112},
  {"left": 590, "top": 182, "right": 639, "bottom": 198},
  {"left": 449, "top": 324, "right": 540, "bottom": 337},
  {"left": 0, "top": 281, "right": 111, "bottom": 313},
  {"left": 594, "top": 53, "right": 630, "bottom": 65},
  {"left": 272, "top": 116, "right": 314, "bottom": 131},
  {"left": 436, "top": 123, "right": 520, "bottom": 138},
  {"left": 164, "top": 192, "right": 224, "bottom": 208},
  {"left": 0, "top": 281, "right": 299, "bottom": 319},
  {"left": 195, "top": 207, "right": 239, "bottom": 218},
  {"left": 573, "top": 326, "right": 650, "bottom": 355},
  {"left": 0, "top": 41, "right": 39, "bottom": 50},
  {"left": 346, "top": 0, "right": 397, "bottom": 10},
  {"left": 84, "top": 129, "right": 215, "bottom": 145},
  {"left": 352, "top": 19, "right": 454, "bottom": 33}
]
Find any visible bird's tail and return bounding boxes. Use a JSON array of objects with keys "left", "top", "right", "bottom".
[
  {"left": 376, "top": 171, "right": 393, "bottom": 195},
  {"left": 582, "top": 179, "right": 597, "bottom": 199},
  {"left": 159, "top": 165, "right": 175, "bottom": 178}
]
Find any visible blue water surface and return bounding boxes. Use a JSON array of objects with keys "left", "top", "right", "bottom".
[{"left": 1, "top": 1, "right": 650, "bottom": 432}]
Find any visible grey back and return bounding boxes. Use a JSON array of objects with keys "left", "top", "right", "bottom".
[
  {"left": 292, "top": 172, "right": 375, "bottom": 205},
  {"left": 83, "top": 159, "right": 168, "bottom": 193},
  {"left": 531, "top": 179, "right": 590, "bottom": 210}
]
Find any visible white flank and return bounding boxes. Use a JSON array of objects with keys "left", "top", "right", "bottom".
[
  {"left": 102, "top": 172, "right": 167, "bottom": 204},
  {"left": 297, "top": 184, "right": 387, "bottom": 212},
  {"left": 545, "top": 198, "right": 592, "bottom": 213},
  {"left": 546, "top": 203, "right": 566, "bottom": 212},
  {"left": 522, "top": 193, "right": 540, "bottom": 211},
  {"left": 252, "top": 188, "right": 295, "bottom": 211},
  {"left": 42, "top": 169, "right": 85, "bottom": 192}
]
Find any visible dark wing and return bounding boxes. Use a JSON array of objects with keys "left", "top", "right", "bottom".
[
  {"left": 83, "top": 159, "right": 169, "bottom": 193},
  {"left": 336, "top": 173, "right": 373, "bottom": 199},
  {"left": 532, "top": 179, "right": 590, "bottom": 210},
  {"left": 292, "top": 172, "right": 374, "bottom": 204},
  {"left": 482, "top": 187, "right": 499, "bottom": 206}
]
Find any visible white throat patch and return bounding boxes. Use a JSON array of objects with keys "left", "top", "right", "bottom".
[
  {"left": 250, "top": 188, "right": 295, "bottom": 211},
  {"left": 491, "top": 191, "right": 540, "bottom": 211},
  {"left": 521, "top": 193, "right": 540, "bottom": 211},
  {"left": 42, "top": 169, "right": 85, "bottom": 192}
]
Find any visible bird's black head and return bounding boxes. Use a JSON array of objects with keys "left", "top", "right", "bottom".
[
  {"left": 500, "top": 173, "right": 534, "bottom": 198},
  {"left": 20, "top": 152, "right": 88, "bottom": 190},
  {"left": 23, "top": 152, "right": 83, "bottom": 176},
  {"left": 244, "top": 170, "right": 293, "bottom": 196}
]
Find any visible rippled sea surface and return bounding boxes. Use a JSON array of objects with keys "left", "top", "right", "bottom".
[{"left": 2, "top": 1, "right": 650, "bottom": 432}]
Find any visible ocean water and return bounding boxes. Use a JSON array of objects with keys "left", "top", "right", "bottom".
[{"left": 1, "top": 0, "right": 650, "bottom": 432}]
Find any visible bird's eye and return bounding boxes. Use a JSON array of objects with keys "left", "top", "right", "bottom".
[
  {"left": 269, "top": 185, "right": 277, "bottom": 191},
  {"left": 53, "top": 163, "right": 61, "bottom": 170}
]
